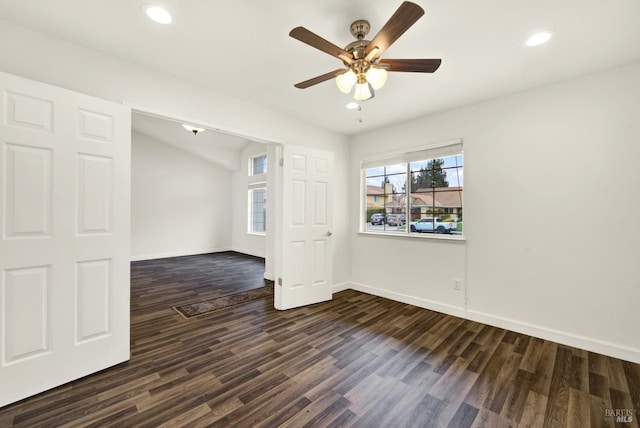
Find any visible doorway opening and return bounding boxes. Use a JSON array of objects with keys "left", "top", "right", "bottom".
[{"left": 130, "top": 108, "right": 280, "bottom": 289}]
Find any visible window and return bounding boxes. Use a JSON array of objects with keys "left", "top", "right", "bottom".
[
  {"left": 248, "top": 154, "right": 267, "bottom": 234},
  {"left": 250, "top": 154, "right": 267, "bottom": 176},
  {"left": 249, "top": 186, "right": 266, "bottom": 234},
  {"left": 362, "top": 141, "right": 463, "bottom": 237}
]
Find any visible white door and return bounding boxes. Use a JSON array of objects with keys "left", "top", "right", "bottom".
[
  {"left": 275, "top": 144, "right": 333, "bottom": 310},
  {"left": 0, "top": 72, "right": 131, "bottom": 407}
]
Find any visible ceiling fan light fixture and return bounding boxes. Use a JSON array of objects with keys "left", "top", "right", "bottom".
[
  {"left": 345, "top": 102, "right": 360, "bottom": 110},
  {"left": 336, "top": 70, "right": 357, "bottom": 94},
  {"left": 182, "top": 124, "right": 205, "bottom": 135},
  {"left": 354, "top": 82, "right": 372, "bottom": 101},
  {"left": 366, "top": 67, "right": 387, "bottom": 90},
  {"left": 289, "top": 2, "right": 442, "bottom": 101}
]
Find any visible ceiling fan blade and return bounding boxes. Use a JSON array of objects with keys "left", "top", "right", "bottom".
[
  {"left": 377, "top": 58, "right": 442, "bottom": 73},
  {"left": 294, "top": 69, "right": 346, "bottom": 89},
  {"left": 289, "top": 27, "right": 353, "bottom": 63},
  {"left": 365, "top": 1, "right": 425, "bottom": 60}
]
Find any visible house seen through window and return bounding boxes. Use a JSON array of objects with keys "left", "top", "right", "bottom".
[{"left": 363, "top": 142, "right": 463, "bottom": 237}]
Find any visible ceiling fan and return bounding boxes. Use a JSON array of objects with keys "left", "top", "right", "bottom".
[{"left": 289, "top": 1, "right": 441, "bottom": 101}]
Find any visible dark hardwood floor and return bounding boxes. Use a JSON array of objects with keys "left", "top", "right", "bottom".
[{"left": 1, "top": 251, "right": 638, "bottom": 427}]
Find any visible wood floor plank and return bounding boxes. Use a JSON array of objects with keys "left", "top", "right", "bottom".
[
  {"left": 589, "top": 395, "right": 615, "bottom": 428},
  {"left": 570, "top": 354, "right": 590, "bottom": 392},
  {"left": 542, "top": 346, "right": 573, "bottom": 428},
  {"left": 519, "top": 390, "right": 548, "bottom": 428},
  {"left": 447, "top": 402, "right": 479, "bottom": 428},
  {"left": 500, "top": 368, "right": 533, "bottom": 423},
  {"left": 464, "top": 341, "right": 510, "bottom": 410},
  {"left": 432, "top": 364, "right": 479, "bottom": 427},
  {"left": 343, "top": 373, "right": 387, "bottom": 417},
  {"left": 530, "top": 340, "right": 558, "bottom": 397},
  {"left": 278, "top": 390, "right": 345, "bottom": 428},
  {"left": 470, "top": 408, "right": 516, "bottom": 428},
  {"left": 623, "top": 361, "right": 640, "bottom": 411},
  {"left": 567, "top": 388, "right": 591, "bottom": 428},
  {"left": 346, "top": 378, "right": 408, "bottom": 428},
  {"left": 520, "top": 337, "right": 547, "bottom": 373},
  {"left": 1, "top": 251, "right": 639, "bottom": 427},
  {"left": 608, "top": 388, "right": 639, "bottom": 428},
  {"left": 155, "top": 403, "right": 212, "bottom": 428},
  {"left": 485, "top": 347, "right": 523, "bottom": 414},
  {"left": 57, "top": 392, "right": 149, "bottom": 428},
  {"left": 608, "top": 358, "right": 632, "bottom": 393},
  {"left": 431, "top": 357, "right": 478, "bottom": 401},
  {"left": 403, "top": 393, "right": 447, "bottom": 428}
]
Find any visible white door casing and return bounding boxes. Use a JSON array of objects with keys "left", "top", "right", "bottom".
[
  {"left": 0, "top": 72, "right": 131, "bottom": 407},
  {"left": 275, "top": 144, "right": 333, "bottom": 310}
]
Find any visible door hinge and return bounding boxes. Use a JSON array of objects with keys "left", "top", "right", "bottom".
[
  {"left": 279, "top": 158, "right": 284, "bottom": 167},
  {"left": 278, "top": 277, "right": 282, "bottom": 286}
]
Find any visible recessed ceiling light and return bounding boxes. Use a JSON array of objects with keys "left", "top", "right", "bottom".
[
  {"left": 346, "top": 102, "right": 360, "bottom": 110},
  {"left": 145, "top": 6, "right": 172, "bottom": 24},
  {"left": 525, "top": 30, "right": 555, "bottom": 47}
]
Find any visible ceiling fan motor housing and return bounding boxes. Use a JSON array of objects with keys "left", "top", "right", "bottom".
[
  {"left": 350, "top": 20, "right": 370, "bottom": 39},
  {"left": 347, "top": 20, "right": 373, "bottom": 65}
]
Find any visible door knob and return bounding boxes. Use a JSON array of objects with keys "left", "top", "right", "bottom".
[{"left": 326, "top": 231, "right": 333, "bottom": 237}]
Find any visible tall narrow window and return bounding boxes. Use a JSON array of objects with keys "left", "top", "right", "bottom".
[
  {"left": 248, "top": 154, "right": 267, "bottom": 234},
  {"left": 249, "top": 185, "right": 267, "bottom": 234},
  {"left": 362, "top": 140, "right": 463, "bottom": 238}
]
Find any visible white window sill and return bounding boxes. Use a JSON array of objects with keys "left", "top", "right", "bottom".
[
  {"left": 247, "top": 232, "right": 266, "bottom": 237},
  {"left": 358, "top": 230, "right": 465, "bottom": 242}
]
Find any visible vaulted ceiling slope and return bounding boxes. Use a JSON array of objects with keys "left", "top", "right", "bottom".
[
  {"left": 1, "top": 0, "right": 639, "bottom": 135},
  {"left": 132, "top": 113, "right": 249, "bottom": 170}
]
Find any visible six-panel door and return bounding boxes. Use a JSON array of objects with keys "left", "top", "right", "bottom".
[
  {"left": 0, "top": 72, "right": 131, "bottom": 407},
  {"left": 277, "top": 144, "right": 333, "bottom": 310}
]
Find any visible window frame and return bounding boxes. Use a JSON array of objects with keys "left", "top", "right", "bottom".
[
  {"left": 248, "top": 183, "right": 267, "bottom": 235},
  {"left": 249, "top": 153, "right": 267, "bottom": 176},
  {"left": 360, "top": 139, "right": 464, "bottom": 241}
]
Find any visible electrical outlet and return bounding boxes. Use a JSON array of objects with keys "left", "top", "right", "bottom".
[{"left": 453, "top": 279, "right": 461, "bottom": 290}]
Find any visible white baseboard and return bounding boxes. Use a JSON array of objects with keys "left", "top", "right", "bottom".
[
  {"left": 332, "top": 282, "right": 351, "bottom": 293},
  {"left": 349, "top": 281, "right": 465, "bottom": 317},
  {"left": 130, "top": 247, "right": 232, "bottom": 262},
  {"left": 230, "top": 247, "right": 266, "bottom": 259},
  {"left": 345, "top": 281, "right": 640, "bottom": 364},
  {"left": 463, "top": 309, "right": 640, "bottom": 365}
]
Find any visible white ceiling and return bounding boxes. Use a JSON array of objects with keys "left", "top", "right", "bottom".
[
  {"left": 132, "top": 113, "right": 249, "bottom": 170},
  {"left": 1, "top": 0, "right": 639, "bottom": 136}
]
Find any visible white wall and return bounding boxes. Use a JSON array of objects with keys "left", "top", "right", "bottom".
[
  {"left": 349, "top": 61, "right": 640, "bottom": 363},
  {"left": 0, "top": 19, "right": 351, "bottom": 286},
  {"left": 231, "top": 142, "right": 268, "bottom": 258},
  {"left": 131, "top": 131, "right": 232, "bottom": 260}
]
